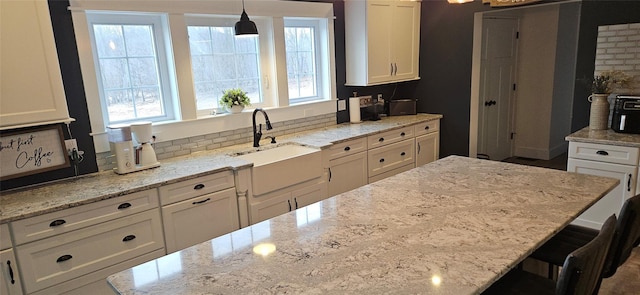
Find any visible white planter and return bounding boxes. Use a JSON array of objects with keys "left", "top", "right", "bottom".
[{"left": 229, "top": 105, "right": 244, "bottom": 114}]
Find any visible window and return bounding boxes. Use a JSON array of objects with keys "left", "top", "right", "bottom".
[
  {"left": 87, "top": 12, "right": 174, "bottom": 125},
  {"left": 284, "top": 19, "right": 323, "bottom": 104},
  {"left": 187, "top": 18, "right": 263, "bottom": 113}
]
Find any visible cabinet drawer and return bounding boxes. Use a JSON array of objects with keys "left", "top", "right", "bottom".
[
  {"left": 162, "top": 188, "right": 240, "bottom": 254},
  {"left": 368, "top": 139, "right": 415, "bottom": 177},
  {"left": 15, "top": 210, "right": 164, "bottom": 294},
  {"left": 326, "top": 138, "right": 367, "bottom": 161},
  {"left": 0, "top": 223, "right": 11, "bottom": 250},
  {"left": 368, "top": 163, "right": 414, "bottom": 184},
  {"left": 159, "top": 171, "right": 235, "bottom": 205},
  {"left": 414, "top": 120, "right": 440, "bottom": 137},
  {"left": 568, "top": 142, "right": 639, "bottom": 165},
  {"left": 367, "top": 126, "right": 414, "bottom": 149},
  {"left": 11, "top": 189, "right": 159, "bottom": 245}
]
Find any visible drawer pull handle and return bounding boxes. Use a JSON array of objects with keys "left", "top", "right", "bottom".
[
  {"left": 7, "top": 261, "right": 15, "bottom": 284},
  {"left": 49, "top": 219, "right": 66, "bottom": 227},
  {"left": 194, "top": 184, "right": 205, "bottom": 190},
  {"left": 401, "top": 152, "right": 406, "bottom": 156},
  {"left": 596, "top": 150, "right": 609, "bottom": 156},
  {"left": 380, "top": 158, "right": 385, "bottom": 163},
  {"left": 425, "top": 126, "right": 430, "bottom": 130},
  {"left": 378, "top": 138, "right": 384, "bottom": 142},
  {"left": 192, "top": 198, "right": 211, "bottom": 205},
  {"left": 344, "top": 146, "right": 351, "bottom": 151},
  {"left": 118, "top": 203, "right": 132, "bottom": 210},
  {"left": 56, "top": 255, "right": 73, "bottom": 263},
  {"left": 401, "top": 132, "right": 406, "bottom": 136},
  {"left": 123, "top": 235, "right": 136, "bottom": 242}
]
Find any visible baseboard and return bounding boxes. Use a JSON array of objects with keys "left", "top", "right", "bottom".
[{"left": 514, "top": 146, "right": 550, "bottom": 160}]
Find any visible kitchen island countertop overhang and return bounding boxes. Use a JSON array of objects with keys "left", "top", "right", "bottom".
[{"left": 107, "top": 156, "right": 619, "bottom": 295}]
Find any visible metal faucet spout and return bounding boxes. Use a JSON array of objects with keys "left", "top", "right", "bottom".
[{"left": 253, "top": 108, "right": 273, "bottom": 147}]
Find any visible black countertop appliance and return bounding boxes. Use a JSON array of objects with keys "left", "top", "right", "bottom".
[{"left": 611, "top": 95, "right": 640, "bottom": 134}]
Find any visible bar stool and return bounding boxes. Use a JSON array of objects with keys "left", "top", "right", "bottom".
[
  {"left": 482, "top": 214, "right": 617, "bottom": 295},
  {"left": 531, "top": 194, "right": 640, "bottom": 283}
]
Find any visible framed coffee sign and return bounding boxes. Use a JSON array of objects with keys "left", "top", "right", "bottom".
[{"left": 0, "top": 125, "right": 70, "bottom": 180}]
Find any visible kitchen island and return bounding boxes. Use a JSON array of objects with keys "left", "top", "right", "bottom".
[{"left": 107, "top": 156, "right": 618, "bottom": 294}]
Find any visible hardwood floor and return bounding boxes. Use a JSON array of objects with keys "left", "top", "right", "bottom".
[{"left": 503, "top": 153, "right": 640, "bottom": 294}]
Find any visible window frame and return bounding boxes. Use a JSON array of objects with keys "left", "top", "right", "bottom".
[{"left": 85, "top": 11, "right": 176, "bottom": 125}]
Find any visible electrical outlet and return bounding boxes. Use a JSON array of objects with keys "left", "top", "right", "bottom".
[
  {"left": 65, "top": 139, "right": 78, "bottom": 154},
  {"left": 377, "top": 94, "right": 383, "bottom": 100}
]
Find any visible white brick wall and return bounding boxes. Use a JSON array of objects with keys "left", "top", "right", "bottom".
[
  {"left": 595, "top": 22, "right": 640, "bottom": 94},
  {"left": 95, "top": 113, "right": 336, "bottom": 171}
]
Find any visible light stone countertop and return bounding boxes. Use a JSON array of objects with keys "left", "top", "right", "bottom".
[
  {"left": 107, "top": 156, "right": 619, "bottom": 295},
  {"left": 566, "top": 127, "right": 640, "bottom": 147},
  {"left": 0, "top": 114, "right": 442, "bottom": 224}
]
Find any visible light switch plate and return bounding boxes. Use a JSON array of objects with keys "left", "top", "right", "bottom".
[{"left": 338, "top": 100, "right": 347, "bottom": 111}]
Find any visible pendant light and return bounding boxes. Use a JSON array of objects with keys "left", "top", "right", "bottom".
[{"left": 235, "top": 0, "right": 258, "bottom": 36}]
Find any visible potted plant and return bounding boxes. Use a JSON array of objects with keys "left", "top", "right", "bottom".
[
  {"left": 586, "top": 70, "right": 631, "bottom": 130},
  {"left": 220, "top": 88, "right": 251, "bottom": 113}
]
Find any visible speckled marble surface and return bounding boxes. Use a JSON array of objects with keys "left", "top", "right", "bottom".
[
  {"left": 566, "top": 127, "right": 640, "bottom": 147},
  {"left": 0, "top": 114, "right": 441, "bottom": 224},
  {"left": 107, "top": 156, "right": 618, "bottom": 295}
]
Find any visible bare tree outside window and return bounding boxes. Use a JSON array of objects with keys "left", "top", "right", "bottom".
[
  {"left": 93, "top": 24, "right": 165, "bottom": 122},
  {"left": 285, "top": 26, "right": 317, "bottom": 100},
  {"left": 188, "top": 26, "right": 261, "bottom": 111}
]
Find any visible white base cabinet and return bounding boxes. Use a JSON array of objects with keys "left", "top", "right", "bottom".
[
  {"left": 567, "top": 142, "right": 638, "bottom": 229},
  {"left": 161, "top": 187, "right": 239, "bottom": 254},
  {"left": 1, "top": 248, "right": 23, "bottom": 295},
  {"left": 250, "top": 181, "right": 327, "bottom": 225},
  {"left": 327, "top": 138, "right": 368, "bottom": 197},
  {"left": 414, "top": 120, "right": 440, "bottom": 167},
  {"left": 158, "top": 172, "right": 239, "bottom": 254}
]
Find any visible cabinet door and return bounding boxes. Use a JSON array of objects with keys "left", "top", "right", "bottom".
[
  {"left": 391, "top": 0, "right": 420, "bottom": 81},
  {"left": 328, "top": 152, "right": 368, "bottom": 196},
  {"left": 415, "top": 133, "right": 439, "bottom": 167},
  {"left": 568, "top": 158, "right": 636, "bottom": 230},
  {"left": 0, "top": 0, "right": 70, "bottom": 128},
  {"left": 249, "top": 191, "right": 292, "bottom": 224},
  {"left": 0, "top": 249, "right": 23, "bottom": 295},
  {"left": 162, "top": 188, "right": 240, "bottom": 254},
  {"left": 292, "top": 182, "right": 328, "bottom": 210},
  {"left": 366, "top": 1, "right": 394, "bottom": 84}
]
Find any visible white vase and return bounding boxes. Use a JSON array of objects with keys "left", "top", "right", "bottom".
[
  {"left": 588, "top": 93, "right": 610, "bottom": 130},
  {"left": 229, "top": 105, "right": 244, "bottom": 114}
]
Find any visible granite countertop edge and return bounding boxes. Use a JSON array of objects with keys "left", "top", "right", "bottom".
[
  {"left": 565, "top": 127, "right": 640, "bottom": 147},
  {"left": 0, "top": 114, "right": 443, "bottom": 224}
]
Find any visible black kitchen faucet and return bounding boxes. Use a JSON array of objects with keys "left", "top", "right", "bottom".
[{"left": 252, "top": 108, "right": 273, "bottom": 147}]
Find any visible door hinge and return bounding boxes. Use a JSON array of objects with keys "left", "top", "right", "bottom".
[
  {"left": 516, "top": 31, "right": 520, "bottom": 39},
  {"left": 513, "top": 84, "right": 516, "bottom": 91},
  {"left": 510, "top": 132, "right": 515, "bottom": 140}
]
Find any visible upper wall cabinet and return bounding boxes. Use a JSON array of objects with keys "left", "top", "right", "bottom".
[
  {"left": 345, "top": 0, "right": 421, "bottom": 86},
  {"left": 0, "top": 0, "right": 70, "bottom": 130}
]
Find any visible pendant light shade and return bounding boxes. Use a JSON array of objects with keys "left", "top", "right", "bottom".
[{"left": 235, "top": 0, "right": 258, "bottom": 36}]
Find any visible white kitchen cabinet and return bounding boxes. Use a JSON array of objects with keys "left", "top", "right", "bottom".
[
  {"left": 15, "top": 210, "right": 164, "bottom": 294},
  {"left": 327, "top": 138, "right": 368, "bottom": 197},
  {"left": 0, "top": 249, "right": 23, "bottom": 295},
  {"left": 1, "top": 224, "right": 23, "bottom": 295},
  {"left": 367, "top": 126, "right": 415, "bottom": 183},
  {"left": 0, "top": 0, "right": 71, "bottom": 129},
  {"left": 345, "top": 0, "right": 421, "bottom": 86},
  {"left": 161, "top": 188, "right": 239, "bottom": 254},
  {"left": 158, "top": 172, "right": 239, "bottom": 253},
  {"left": 414, "top": 120, "right": 440, "bottom": 167},
  {"left": 567, "top": 142, "right": 638, "bottom": 229},
  {"left": 249, "top": 181, "right": 327, "bottom": 225}
]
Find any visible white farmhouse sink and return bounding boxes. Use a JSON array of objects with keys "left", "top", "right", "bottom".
[{"left": 235, "top": 144, "right": 322, "bottom": 195}]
